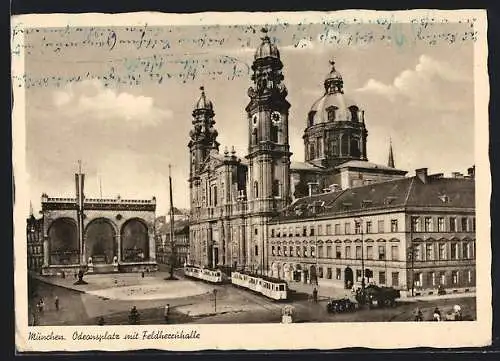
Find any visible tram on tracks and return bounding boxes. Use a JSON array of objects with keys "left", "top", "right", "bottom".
[
  {"left": 183, "top": 265, "right": 223, "bottom": 284},
  {"left": 231, "top": 271, "right": 288, "bottom": 301}
]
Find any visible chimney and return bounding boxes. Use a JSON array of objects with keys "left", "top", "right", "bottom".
[
  {"left": 415, "top": 168, "right": 428, "bottom": 183},
  {"left": 467, "top": 165, "right": 475, "bottom": 179}
]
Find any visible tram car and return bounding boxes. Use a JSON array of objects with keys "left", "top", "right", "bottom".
[
  {"left": 184, "top": 265, "right": 223, "bottom": 284},
  {"left": 231, "top": 271, "right": 288, "bottom": 301}
]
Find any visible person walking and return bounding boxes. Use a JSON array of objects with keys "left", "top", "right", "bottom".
[
  {"left": 54, "top": 296, "right": 59, "bottom": 311},
  {"left": 312, "top": 287, "right": 318, "bottom": 303},
  {"left": 433, "top": 307, "right": 441, "bottom": 322},
  {"left": 164, "top": 304, "right": 170, "bottom": 323},
  {"left": 414, "top": 307, "right": 423, "bottom": 321}
]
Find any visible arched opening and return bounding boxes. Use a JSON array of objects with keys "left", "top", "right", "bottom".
[
  {"left": 271, "top": 124, "right": 279, "bottom": 142},
  {"left": 310, "top": 265, "right": 318, "bottom": 285},
  {"left": 121, "top": 218, "right": 149, "bottom": 262},
  {"left": 85, "top": 218, "right": 117, "bottom": 264},
  {"left": 341, "top": 135, "right": 349, "bottom": 156},
  {"left": 344, "top": 266, "right": 354, "bottom": 289},
  {"left": 349, "top": 106, "right": 359, "bottom": 122},
  {"left": 350, "top": 138, "right": 360, "bottom": 158},
  {"left": 253, "top": 181, "right": 259, "bottom": 198},
  {"left": 48, "top": 218, "right": 79, "bottom": 265}
]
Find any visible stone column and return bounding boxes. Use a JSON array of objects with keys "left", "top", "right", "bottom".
[
  {"left": 116, "top": 234, "right": 122, "bottom": 262},
  {"left": 149, "top": 230, "right": 156, "bottom": 262},
  {"left": 43, "top": 236, "right": 49, "bottom": 267}
]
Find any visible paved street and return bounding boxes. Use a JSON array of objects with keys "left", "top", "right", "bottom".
[{"left": 28, "top": 272, "right": 477, "bottom": 326}]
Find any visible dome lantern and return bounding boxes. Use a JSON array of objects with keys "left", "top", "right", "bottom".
[
  {"left": 254, "top": 28, "right": 280, "bottom": 60},
  {"left": 194, "top": 86, "right": 214, "bottom": 111}
]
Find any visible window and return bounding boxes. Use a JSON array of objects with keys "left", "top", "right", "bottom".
[
  {"left": 439, "top": 272, "right": 446, "bottom": 285},
  {"left": 289, "top": 227, "right": 293, "bottom": 237},
  {"left": 452, "top": 270, "right": 459, "bottom": 285},
  {"left": 310, "top": 227, "right": 315, "bottom": 236},
  {"left": 414, "top": 272, "right": 422, "bottom": 287},
  {"left": 391, "top": 272, "right": 399, "bottom": 287},
  {"left": 390, "top": 219, "right": 398, "bottom": 232},
  {"left": 411, "top": 217, "right": 421, "bottom": 232},
  {"left": 425, "top": 244, "right": 433, "bottom": 261},
  {"left": 366, "top": 221, "right": 372, "bottom": 234},
  {"left": 378, "top": 220, "right": 385, "bottom": 233},
  {"left": 318, "top": 245, "right": 323, "bottom": 258},
  {"left": 429, "top": 272, "right": 436, "bottom": 287},
  {"left": 318, "top": 225, "right": 323, "bottom": 236},
  {"left": 302, "top": 226, "right": 306, "bottom": 236},
  {"left": 254, "top": 228, "right": 258, "bottom": 235},
  {"left": 472, "top": 217, "right": 476, "bottom": 232},
  {"left": 336, "top": 268, "right": 341, "bottom": 280},
  {"left": 437, "top": 217, "right": 445, "bottom": 232},
  {"left": 413, "top": 245, "right": 421, "bottom": 261},
  {"left": 295, "top": 227, "right": 301, "bottom": 237},
  {"left": 354, "top": 221, "right": 361, "bottom": 234},
  {"left": 366, "top": 245, "right": 373, "bottom": 260},
  {"left": 296, "top": 246, "right": 300, "bottom": 257},
  {"left": 438, "top": 243, "right": 446, "bottom": 260},
  {"left": 451, "top": 243, "right": 458, "bottom": 260},
  {"left": 344, "top": 223, "right": 351, "bottom": 235},
  {"left": 467, "top": 270, "right": 473, "bottom": 284},
  {"left": 255, "top": 245, "right": 258, "bottom": 256},
  {"left": 271, "top": 229, "right": 275, "bottom": 237},
  {"left": 318, "top": 267, "right": 324, "bottom": 278},
  {"left": 271, "top": 246, "right": 276, "bottom": 256},
  {"left": 334, "top": 224, "right": 340, "bottom": 235},
  {"left": 356, "top": 269, "right": 362, "bottom": 282},
  {"left": 303, "top": 246, "right": 308, "bottom": 257},
  {"left": 462, "top": 243, "right": 470, "bottom": 259},
  {"left": 327, "top": 267, "right": 332, "bottom": 279},
  {"left": 379, "top": 271, "right": 386, "bottom": 285},
  {"left": 277, "top": 246, "right": 281, "bottom": 256},
  {"left": 335, "top": 245, "right": 341, "bottom": 259},
  {"left": 276, "top": 229, "right": 281, "bottom": 237},
  {"left": 326, "top": 245, "right": 332, "bottom": 258},
  {"left": 345, "top": 246, "right": 351, "bottom": 259},
  {"left": 449, "top": 217, "right": 456, "bottom": 232},
  {"left": 310, "top": 246, "right": 315, "bottom": 258},
  {"left": 378, "top": 245, "right": 386, "bottom": 260},
  {"left": 284, "top": 246, "right": 288, "bottom": 256},
  {"left": 461, "top": 217, "right": 468, "bottom": 232},
  {"left": 253, "top": 181, "right": 259, "bottom": 198},
  {"left": 327, "top": 107, "right": 336, "bottom": 122},
  {"left": 424, "top": 217, "right": 433, "bottom": 232},
  {"left": 355, "top": 246, "right": 362, "bottom": 259},
  {"left": 391, "top": 245, "right": 399, "bottom": 260},
  {"left": 326, "top": 224, "right": 332, "bottom": 235}
]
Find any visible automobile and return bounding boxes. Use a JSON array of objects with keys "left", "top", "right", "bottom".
[{"left": 326, "top": 297, "right": 357, "bottom": 313}]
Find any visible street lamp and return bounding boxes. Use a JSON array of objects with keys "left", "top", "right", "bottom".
[{"left": 213, "top": 289, "right": 218, "bottom": 313}]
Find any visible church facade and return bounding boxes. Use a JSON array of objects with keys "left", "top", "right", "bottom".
[{"left": 188, "top": 30, "right": 408, "bottom": 272}]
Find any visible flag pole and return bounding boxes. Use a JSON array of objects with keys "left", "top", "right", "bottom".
[{"left": 168, "top": 164, "right": 176, "bottom": 279}]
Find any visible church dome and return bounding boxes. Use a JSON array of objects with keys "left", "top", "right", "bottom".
[
  {"left": 194, "top": 86, "right": 213, "bottom": 111},
  {"left": 254, "top": 28, "right": 280, "bottom": 60},
  {"left": 307, "top": 60, "right": 361, "bottom": 126}
]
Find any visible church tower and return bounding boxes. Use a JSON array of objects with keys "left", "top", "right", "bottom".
[
  {"left": 245, "top": 29, "right": 292, "bottom": 213},
  {"left": 388, "top": 138, "right": 395, "bottom": 168},
  {"left": 188, "top": 86, "right": 219, "bottom": 212}
]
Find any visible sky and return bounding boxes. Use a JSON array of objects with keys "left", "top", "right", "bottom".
[{"left": 21, "top": 19, "right": 476, "bottom": 216}]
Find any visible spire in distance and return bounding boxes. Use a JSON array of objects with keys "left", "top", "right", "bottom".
[{"left": 388, "top": 138, "right": 395, "bottom": 168}]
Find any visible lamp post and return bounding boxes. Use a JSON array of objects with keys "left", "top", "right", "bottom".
[
  {"left": 213, "top": 289, "right": 218, "bottom": 313},
  {"left": 356, "top": 219, "right": 365, "bottom": 291}
]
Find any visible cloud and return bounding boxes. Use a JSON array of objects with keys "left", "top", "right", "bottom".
[
  {"left": 356, "top": 55, "right": 473, "bottom": 111},
  {"left": 52, "top": 79, "right": 173, "bottom": 127}
]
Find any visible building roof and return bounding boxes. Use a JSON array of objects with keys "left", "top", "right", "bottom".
[
  {"left": 290, "top": 161, "right": 324, "bottom": 171},
  {"left": 275, "top": 175, "right": 475, "bottom": 222},
  {"left": 335, "top": 160, "right": 406, "bottom": 173}
]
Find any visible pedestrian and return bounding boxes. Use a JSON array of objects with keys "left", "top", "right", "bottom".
[
  {"left": 54, "top": 296, "right": 59, "bottom": 311},
  {"left": 97, "top": 316, "right": 105, "bottom": 326},
  {"left": 129, "top": 306, "right": 140, "bottom": 325},
  {"left": 164, "top": 304, "right": 170, "bottom": 323},
  {"left": 453, "top": 304, "right": 462, "bottom": 321},
  {"left": 31, "top": 311, "right": 38, "bottom": 326},
  {"left": 414, "top": 307, "right": 423, "bottom": 321},
  {"left": 312, "top": 287, "right": 318, "bottom": 303},
  {"left": 38, "top": 298, "right": 45, "bottom": 313},
  {"left": 433, "top": 307, "right": 441, "bottom": 322},
  {"left": 141, "top": 271, "right": 145, "bottom": 278}
]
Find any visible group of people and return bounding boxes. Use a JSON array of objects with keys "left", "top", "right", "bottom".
[
  {"left": 31, "top": 296, "right": 60, "bottom": 326},
  {"left": 122, "top": 304, "right": 171, "bottom": 325},
  {"left": 414, "top": 305, "right": 463, "bottom": 322}
]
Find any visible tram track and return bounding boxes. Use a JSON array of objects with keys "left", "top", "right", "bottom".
[{"left": 227, "top": 283, "right": 284, "bottom": 314}]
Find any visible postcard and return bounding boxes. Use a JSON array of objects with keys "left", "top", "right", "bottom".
[{"left": 12, "top": 9, "right": 490, "bottom": 352}]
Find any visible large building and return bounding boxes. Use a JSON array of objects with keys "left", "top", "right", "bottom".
[
  {"left": 26, "top": 206, "right": 44, "bottom": 273},
  {"left": 187, "top": 29, "right": 476, "bottom": 293},
  {"left": 38, "top": 169, "right": 157, "bottom": 275},
  {"left": 155, "top": 218, "right": 190, "bottom": 267}
]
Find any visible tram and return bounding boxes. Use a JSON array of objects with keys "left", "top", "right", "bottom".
[
  {"left": 184, "top": 265, "right": 223, "bottom": 284},
  {"left": 231, "top": 271, "right": 288, "bottom": 301}
]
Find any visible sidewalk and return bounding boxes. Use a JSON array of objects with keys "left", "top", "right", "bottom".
[{"left": 402, "top": 291, "right": 476, "bottom": 302}]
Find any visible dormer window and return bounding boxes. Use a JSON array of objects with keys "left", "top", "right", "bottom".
[
  {"left": 326, "top": 106, "right": 336, "bottom": 122},
  {"left": 439, "top": 194, "right": 450, "bottom": 203},
  {"left": 349, "top": 106, "right": 359, "bottom": 122},
  {"left": 308, "top": 111, "right": 316, "bottom": 127},
  {"left": 362, "top": 200, "right": 373, "bottom": 208}
]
